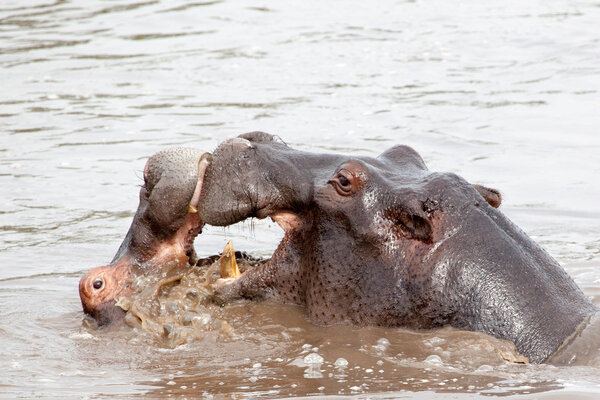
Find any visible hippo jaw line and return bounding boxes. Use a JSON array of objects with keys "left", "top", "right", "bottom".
[
  {"left": 148, "top": 153, "right": 211, "bottom": 267},
  {"left": 123, "top": 152, "right": 212, "bottom": 269},
  {"left": 78, "top": 212, "right": 202, "bottom": 328}
]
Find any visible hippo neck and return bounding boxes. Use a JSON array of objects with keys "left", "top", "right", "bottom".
[
  {"left": 447, "top": 261, "right": 597, "bottom": 363},
  {"left": 438, "top": 207, "right": 598, "bottom": 363}
]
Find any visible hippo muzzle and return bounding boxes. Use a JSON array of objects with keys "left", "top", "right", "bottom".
[{"left": 197, "top": 132, "right": 597, "bottom": 363}]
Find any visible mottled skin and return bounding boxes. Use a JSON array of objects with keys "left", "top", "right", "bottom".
[
  {"left": 199, "top": 132, "right": 597, "bottom": 363},
  {"left": 79, "top": 148, "right": 210, "bottom": 325}
]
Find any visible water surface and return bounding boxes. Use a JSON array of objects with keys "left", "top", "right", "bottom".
[{"left": 1, "top": 0, "right": 600, "bottom": 398}]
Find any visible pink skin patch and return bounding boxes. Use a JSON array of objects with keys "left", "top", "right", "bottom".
[{"left": 270, "top": 211, "right": 302, "bottom": 233}]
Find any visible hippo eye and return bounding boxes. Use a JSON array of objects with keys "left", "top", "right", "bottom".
[
  {"left": 330, "top": 171, "right": 356, "bottom": 196},
  {"left": 93, "top": 279, "right": 104, "bottom": 290},
  {"left": 338, "top": 175, "right": 350, "bottom": 188}
]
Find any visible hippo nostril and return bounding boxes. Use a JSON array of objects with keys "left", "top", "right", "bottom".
[{"left": 93, "top": 279, "right": 104, "bottom": 290}]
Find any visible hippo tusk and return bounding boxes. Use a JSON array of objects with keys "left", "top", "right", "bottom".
[
  {"left": 188, "top": 152, "right": 212, "bottom": 214},
  {"left": 219, "top": 240, "right": 240, "bottom": 279}
]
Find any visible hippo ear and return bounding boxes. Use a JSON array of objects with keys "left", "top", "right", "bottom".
[
  {"left": 396, "top": 212, "right": 433, "bottom": 242},
  {"left": 378, "top": 145, "right": 427, "bottom": 169},
  {"left": 385, "top": 203, "right": 433, "bottom": 243},
  {"left": 238, "top": 131, "right": 288, "bottom": 146},
  {"left": 473, "top": 184, "right": 502, "bottom": 208}
]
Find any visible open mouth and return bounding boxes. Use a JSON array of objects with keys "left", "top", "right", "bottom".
[
  {"left": 111, "top": 238, "right": 268, "bottom": 346},
  {"left": 81, "top": 135, "right": 330, "bottom": 325}
]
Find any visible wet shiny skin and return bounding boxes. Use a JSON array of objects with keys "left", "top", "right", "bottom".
[{"left": 1, "top": 0, "right": 600, "bottom": 398}]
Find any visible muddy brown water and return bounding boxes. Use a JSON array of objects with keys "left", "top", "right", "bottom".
[{"left": 1, "top": 0, "right": 600, "bottom": 398}]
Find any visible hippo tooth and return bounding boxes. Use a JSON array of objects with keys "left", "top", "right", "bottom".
[
  {"left": 219, "top": 240, "right": 240, "bottom": 279},
  {"left": 188, "top": 152, "right": 212, "bottom": 214}
]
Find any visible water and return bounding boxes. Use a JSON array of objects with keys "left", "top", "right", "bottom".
[{"left": 1, "top": 0, "right": 599, "bottom": 398}]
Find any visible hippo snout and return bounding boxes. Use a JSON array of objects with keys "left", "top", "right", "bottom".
[{"left": 79, "top": 263, "right": 129, "bottom": 326}]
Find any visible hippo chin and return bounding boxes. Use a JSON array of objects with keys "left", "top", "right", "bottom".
[
  {"left": 198, "top": 132, "right": 598, "bottom": 363},
  {"left": 79, "top": 148, "right": 211, "bottom": 326}
]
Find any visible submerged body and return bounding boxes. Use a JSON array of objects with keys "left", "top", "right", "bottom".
[{"left": 197, "top": 132, "right": 598, "bottom": 363}]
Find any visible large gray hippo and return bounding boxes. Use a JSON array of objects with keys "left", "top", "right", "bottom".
[{"left": 195, "top": 132, "right": 597, "bottom": 363}]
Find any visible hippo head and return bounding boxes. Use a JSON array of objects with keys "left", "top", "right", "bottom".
[
  {"left": 199, "top": 132, "right": 596, "bottom": 363},
  {"left": 79, "top": 148, "right": 211, "bottom": 326}
]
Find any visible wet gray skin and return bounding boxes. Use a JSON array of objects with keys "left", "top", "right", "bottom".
[
  {"left": 79, "top": 148, "right": 211, "bottom": 326},
  {"left": 198, "top": 132, "right": 598, "bottom": 364}
]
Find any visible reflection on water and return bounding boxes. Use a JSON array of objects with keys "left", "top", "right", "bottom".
[{"left": 1, "top": 0, "right": 599, "bottom": 398}]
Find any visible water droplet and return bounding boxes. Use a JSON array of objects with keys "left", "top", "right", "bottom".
[
  {"left": 334, "top": 357, "right": 348, "bottom": 367},
  {"left": 425, "top": 355, "right": 443, "bottom": 365},
  {"left": 475, "top": 364, "right": 494, "bottom": 373},
  {"left": 303, "top": 353, "right": 324, "bottom": 364}
]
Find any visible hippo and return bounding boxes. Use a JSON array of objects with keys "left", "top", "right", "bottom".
[
  {"left": 195, "top": 132, "right": 598, "bottom": 363},
  {"left": 79, "top": 148, "right": 211, "bottom": 326}
]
